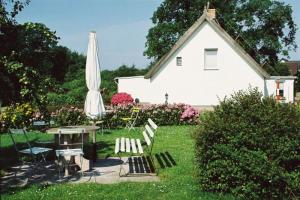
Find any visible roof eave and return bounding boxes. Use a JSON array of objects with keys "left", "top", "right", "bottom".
[
  {"left": 145, "top": 13, "right": 208, "bottom": 79},
  {"left": 145, "top": 12, "right": 271, "bottom": 79},
  {"left": 206, "top": 19, "right": 270, "bottom": 79}
]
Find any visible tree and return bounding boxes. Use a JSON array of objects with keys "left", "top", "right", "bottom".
[
  {"left": 144, "top": 0, "right": 297, "bottom": 75},
  {"left": 0, "top": 0, "right": 30, "bottom": 24},
  {"left": 47, "top": 64, "right": 148, "bottom": 106},
  {"left": 0, "top": 0, "right": 62, "bottom": 109}
]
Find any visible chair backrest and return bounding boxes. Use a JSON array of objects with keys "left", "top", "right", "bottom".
[
  {"left": 33, "top": 120, "right": 49, "bottom": 132},
  {"left": 33, "top": 121, "right": 48, "bottom": 126},
  {"left": 142, "top": 119, "right": 158, "bottom": 154},
  {"left": 148, "top": 118, "right": 158, "bottom": 131},
  {"left": 57, "top": 128, "right": 86, "bottom": 149},
  {"left": 9, "top": 128, "right": 32, "bottom": 154},
  {"left": 130, "top": 107, "right": 140, "bottom": 120}
]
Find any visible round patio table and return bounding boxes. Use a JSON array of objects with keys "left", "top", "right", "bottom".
[{"left": 47, "top": 125, "right": 100, "bottom": 162}]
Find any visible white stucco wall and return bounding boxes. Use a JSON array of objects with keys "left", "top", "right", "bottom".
[
  {"left": 147, "top": 21, "right": 265, "bottom": 105},
  {"left": 117, "top": 76, "right": 151, "bottom": 103}
]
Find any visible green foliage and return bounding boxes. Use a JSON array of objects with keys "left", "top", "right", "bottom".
[
  {"left": 145, "top": 0, "right": 297, "bottom": 75},
  {"left": 195, "top": 88, "right": 300, "bottom": 199},
  {"left": 47, "top": 68, "right": 87, "bottom": 106},
  {"left": 0, "top": 16, "right": 60, "bottom": 106},
  {"left": 51, "top": 106, "right": 88, "bottom": 126},
  {"left": 1, "top": 1, "right": 82, "bottom": 107},
  {"left": 1, "top": 59, "right": 54, "bottom": 112},
  {"left": 0, "top": 0, "right": 30, "bottom": 23},
  {"left": 47, "top": 64, "right": 148, "bottom": 106},
  {"left": 0, "top": 103, "right": 35, "bottom": 130}
]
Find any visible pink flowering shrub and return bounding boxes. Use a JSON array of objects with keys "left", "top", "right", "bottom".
[
  {"left": 51, "top": 106, "right": 88, "bottom": 126},
  {"left": 111, "top": 93, "right": 134, "bottom": 105},
  {"left": 180, "top": 105, "right": 199, "bottom": 124},
  {"left": 104, "top": 103, "right": 199, "bottom": 127},
  {"left": 48, "top": 103, "right": 199, "bottom": 128}
]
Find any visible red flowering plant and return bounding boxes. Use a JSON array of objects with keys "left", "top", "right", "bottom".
[{"left": 111, "top": 93, "right": 134, "bottom": 105}]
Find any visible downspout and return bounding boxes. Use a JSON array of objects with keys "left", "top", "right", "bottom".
[{"left": 114, "top": 78, "right": 119, "bottom": 93}]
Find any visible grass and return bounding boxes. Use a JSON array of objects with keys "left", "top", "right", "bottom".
[{"left": 0, "top": 126, "right": 235, "bottom": 200}]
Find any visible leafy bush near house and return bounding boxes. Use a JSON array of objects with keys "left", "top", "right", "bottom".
[
  {"left": 51, "top": 106, "right": 88, "bottom": 126},
  {"left": 47, "top": 70, "right": 87, "bottom": 106},
  {"left": 111, "top": 93, "right": 133, "bottom": 105},
  {"left": 195, "top": 88, "right": 300, "bottom": 199}
]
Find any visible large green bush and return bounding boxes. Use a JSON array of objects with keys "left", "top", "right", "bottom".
[{"left": 195, "top": 88, "right": 300, "bottom": 199}]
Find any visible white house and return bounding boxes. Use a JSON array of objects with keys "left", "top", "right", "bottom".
[{"left": 115, "top": 9, "right": 296, "bottom": 106}]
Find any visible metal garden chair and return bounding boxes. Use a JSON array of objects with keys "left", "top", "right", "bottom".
[
  {"left": 115, "top": 118, "right": 158, "bottom": 176},
  {"left": 33, "top": 120, "right": 55, "bottom": 146},
  {"left": 121, "top": 107, "right": 140, "bottom": 131},
  {"left": 9, "top": 128, "right": 53, "bottom": 171}
]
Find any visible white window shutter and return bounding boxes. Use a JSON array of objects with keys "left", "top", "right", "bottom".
[{"left": 204, "top": 49, "right": 218, "bottom": 69}]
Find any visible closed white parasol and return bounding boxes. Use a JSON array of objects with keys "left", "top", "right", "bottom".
[{"left": 84, "top": 31, "right": 105, "bottom": 119}]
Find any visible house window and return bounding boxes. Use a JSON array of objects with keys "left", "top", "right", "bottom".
[
  {"left": 279, "top": 82, "right": 284, "bottom": 97},
  {"left": 176, "top": 57, "right": 182, "bottom": 66},
  {"left": 204, "top": 48, "right": 218, "bottom": 69}
]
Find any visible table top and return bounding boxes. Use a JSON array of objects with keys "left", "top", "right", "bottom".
[{"left": 47, "top": 125, "right": 100, "bottom": 134}]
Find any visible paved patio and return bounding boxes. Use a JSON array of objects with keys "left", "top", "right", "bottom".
[{"left": 0, "top": 157, "right": 159, "bottom": 193}]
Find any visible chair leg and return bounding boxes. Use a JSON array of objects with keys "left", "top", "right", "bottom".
[
  {"left": 118, "top": 154, "right": 127, "bottom": 176},
  {"left": 80, "top": 154, "right": 83, "bottom": 177},
  {"left": 57, "top": 156, "right": 61, "bottom": 180},
  {"left": 149, "top": 154, "right": 158, "bottom": 174}
]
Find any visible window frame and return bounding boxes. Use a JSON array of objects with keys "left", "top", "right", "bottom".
[
  {"left": 278, "top": 82, "right": 284, "bottom": 98},
  {"left": 176, "top": 56, "right": 182, "bottom": 66},
  {"left": 204, "top": 48, "right": 218, "bottom": 70}
]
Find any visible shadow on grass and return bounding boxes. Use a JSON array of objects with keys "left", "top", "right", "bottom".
[
  {"left": 95, "top": 140, "right": 115, "bottom": 159},
  {"left": 155, "top": 151, "right": 177, "bottom": 169}
]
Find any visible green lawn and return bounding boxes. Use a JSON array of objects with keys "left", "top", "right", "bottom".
[{"left": 0, "top": 126, "right": 234, "bottom": 200}]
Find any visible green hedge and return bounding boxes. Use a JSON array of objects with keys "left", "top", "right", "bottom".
[{"left": 195, "top": 88, "right": 300, "bottom": 199}]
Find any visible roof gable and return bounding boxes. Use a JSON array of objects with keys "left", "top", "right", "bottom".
[{"left": 145, "top": 11, "right": 270, "bottom": 79}]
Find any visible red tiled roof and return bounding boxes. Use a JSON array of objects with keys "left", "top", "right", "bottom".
[{"left": 285, "top": 61, "right": 300, "bottom": 75}]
